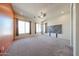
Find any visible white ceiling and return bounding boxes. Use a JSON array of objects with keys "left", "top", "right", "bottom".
[{"left": 12, "top": 3, "right": 70, "bottom": 22}]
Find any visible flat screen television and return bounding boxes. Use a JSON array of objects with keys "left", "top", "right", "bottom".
[{"left": 47, "top": 24, "right": 62, "bottom": 37}]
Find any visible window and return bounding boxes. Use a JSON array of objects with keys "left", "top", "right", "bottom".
[
  {"left": 43, "top": 23, "right": 45, "bottom": 33},
  {"left": 36, "top": 23, "right": 41, "bottom": 33},
  {"left": 18, "top": 21, "right": 25, "bottom": 34},
  {"left": 18, "top": 20, "right": 30, "bottom": 34},
  {"left": 43, "top": 23, "right": 47, "bottom": 33},
  {"left": 25, "top": 22, "right": 30, "bottom": 33}
]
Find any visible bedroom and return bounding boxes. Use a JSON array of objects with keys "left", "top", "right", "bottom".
[{"left": 0, "top": 3, "right": 74, "bottom": 56}]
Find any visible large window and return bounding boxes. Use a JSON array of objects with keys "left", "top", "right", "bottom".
[
  {"left": 18, "top": 21, "right": 25, "bottom": 34},
  {"left": 36, "top": 23, "right": 41, "bottom": 33},
  {"left": 25, "top": 22, "right": 30, "bottom": 33},
  {"left": 43, "top": 23, "right": 47, "bottom": 33},
  {"left": 18, "top": 20, "right": 30, "bottom": 34},
  {"left": 43, "top": 24, "right": 45, "bottom": 33}
]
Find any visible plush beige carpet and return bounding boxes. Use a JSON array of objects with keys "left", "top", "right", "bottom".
[{"left": 6, "top": 35, "right": 73, "bottom": 56}]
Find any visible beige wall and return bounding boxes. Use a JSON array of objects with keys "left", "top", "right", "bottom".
[
  {"left": 44, "top": 13, "right": 71, "bottom": 40},
  {"left": 31, "top": 22, "right": 35, "bottom": 34},
  {"left": 73, "top": 3, "right": 79, "bottom": 56}
]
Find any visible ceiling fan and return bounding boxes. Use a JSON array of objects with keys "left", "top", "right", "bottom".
[
  {"left": 38, "top": 11, "right": 46, "bottom": 18},
  {"left": 34, "top": 10, "right": 47, "bottom": 19}
]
